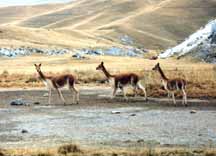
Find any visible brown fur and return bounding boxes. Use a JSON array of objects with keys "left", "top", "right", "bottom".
[
  {"left": 113, "top": 73, "right": 139, "bottom": 88},
  {"left": 51, "top": 74, "right": 75, "bottom": 88},
  {"left": 167, "top": 78, "right": 186, "bottom": 91},
  {"left": 152, "top": 63, "right": 187, "bottom": 106},
  {"left": 34, "top": 64, "right": 79, "bottom": 105},
  {"left": 96, "top": 62, "right": 147, "bottom": 100}
]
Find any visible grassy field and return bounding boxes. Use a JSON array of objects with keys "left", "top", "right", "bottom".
[
  {"left": 0, "top": 55, "right": 215, "bottom": 98},
  {"left": 2, "top": 143, "right": 216, "bottom": 156}
]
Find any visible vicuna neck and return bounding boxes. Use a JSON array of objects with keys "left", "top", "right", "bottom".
[
  {"left": 37, "top": 70, "right": 47, "bottom": 81},
  {"left": 157, "top": 66, "right": 168, "bottom": 81},
  {"left": 101, "top": 66, "right": 113, "bottom": 78}
]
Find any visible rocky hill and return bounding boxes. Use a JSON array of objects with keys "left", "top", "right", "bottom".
[{"left": 159, "top": 19, "right": 216, "bottom": 63}]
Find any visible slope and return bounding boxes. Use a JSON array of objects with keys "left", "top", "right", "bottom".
[{"left": 0, "top": 0, "right": 215, "bottom": 49}]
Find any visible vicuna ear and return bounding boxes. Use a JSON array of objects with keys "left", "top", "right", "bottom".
[
  {"left": 34, "top": 64, "right": 37, "bottom": 67},
  {"left": 101, "top": 61, "right": 104, "bottom": 65},
  {"left": 157, "top": 62, "right": 160, "bottom": 66},
  {"left": 39, "top": 63, "right": 41, "bottom": 67}
]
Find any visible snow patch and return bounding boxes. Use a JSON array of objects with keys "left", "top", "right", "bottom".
[{"left": 159, "top": 19, "right": 216, "bottom": 59}]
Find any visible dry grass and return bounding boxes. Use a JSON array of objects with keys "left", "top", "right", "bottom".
[
  {"left": 0, "top": 0, "right": 215, "bottom": 49},
  {"left": 58, "top": 144, "right": 82, "bottom": 155},
  {"left": 2, "top": 144, "right": 216, "bottom": 156},
  {"left": 0, "top": 55, "right": 215, "bottom": 98}
]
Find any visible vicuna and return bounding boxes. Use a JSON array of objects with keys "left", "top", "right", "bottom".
[
  {"left": 96, "top": 61, "right": 147, "bottom": 100},
  {"left": 34, "top": 63, "right": 79, "bottom": 105},
  {"left": 152, "top": 63, "right": 187, "bottom": 106}
]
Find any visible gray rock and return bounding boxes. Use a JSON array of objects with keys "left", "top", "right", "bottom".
[
  {"left": 130, "top": 113, "right": 136, "bottom": 116},
  {"left": 72, "top": 53, "right": 86, "bottom": 59},
  {"left": 21, "top": 129, "right": 28, "bottom": 134},
  {"left": 0, "top": 47, "right": 71, "bottom": 57},
  {"left": 10, "top": 99, "right": 26, "bottom": 106},
  {"left": 119, "top": 34, "right": 134, "bottom": 45},
  {"left": 159, "top": 19, "right": 216, "bottom": 63},
  {"left": 34, "top": 102, "right": 40, "bottom": 105},
  {"left": 111, "top": 111, "right": 121, "bottom": 114},
  {"left": 76, "top": 47, "right": 144, "bottom": 57}
]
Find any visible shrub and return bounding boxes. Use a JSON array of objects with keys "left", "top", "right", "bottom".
[{"left": 58, "top": 144, "right": 82, "bottom": 155}]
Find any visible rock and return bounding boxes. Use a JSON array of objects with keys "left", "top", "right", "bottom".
[
  {"left": 111, "top": 111, "right": 121, "bottom": 114},
  {"left": 159, "top": 19, "right": 216, "bottom": 63},
  {"left": 76, "top": 46, "right": 143, "bottom": 57},
  {"left": 105, "top": 47, "right": 139, "bottom": 57},
  {"left": 10, "top": 99, "right": 26, "bottom": 106},
  {"left": 0, "top": 47, "right": 70, "bottom": 57},
  {"left": 119, "top": 34, "right": 134, "bottom": 45},
  {"left": 43, "top": 93, "right": 49, "bottom": 97},
  {"left": 190, "top": 110, "right": 197, "bottom": 114},
  {"left": 130, "top": 114, "right": 136, "bottom": 116},
  {"left": 72, "top": 53, "right": 86, "bottom": 59},
  {"left": 21, "top": 129, "right": 28, "bottom": 134},
  {"left": 34, "top": 102, "right": 40, "bottom": 105}
]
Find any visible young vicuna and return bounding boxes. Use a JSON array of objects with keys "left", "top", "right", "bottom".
[
  {"left": 96, "top": 61, "right": 147, "bottom": 100},
  {"left": 152, "top": 63, "right": 187, "bottom": 106},
  {"left": 34, "top": 64, "right": 79, "bottom": 105}
]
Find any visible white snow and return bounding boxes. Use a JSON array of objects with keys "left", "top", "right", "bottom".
[{"left": 159, "top": 19, "right": 216, "bottom": 58}]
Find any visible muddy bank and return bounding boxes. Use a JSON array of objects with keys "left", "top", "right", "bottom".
[{"left": 0, "top": 88, "right": 216, "bottom": 149}]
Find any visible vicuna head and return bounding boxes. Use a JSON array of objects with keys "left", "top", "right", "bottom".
[
  {"left": 96, "top": 61, "right": 104, "bottom": 71},
  {"left": 152, "top": 63, "right": 160, "bottom": 71},
  {"left": 34, "top": 63, "right": 42, "bottom": 72}
]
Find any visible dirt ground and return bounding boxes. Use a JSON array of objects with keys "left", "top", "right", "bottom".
[{"left": 0, "top": 87, "right": 216, "bottom": 149}]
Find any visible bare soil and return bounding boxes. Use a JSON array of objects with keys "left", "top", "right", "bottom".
[{"left": 0, "top": 87, "right": 216, "bottom": 149}]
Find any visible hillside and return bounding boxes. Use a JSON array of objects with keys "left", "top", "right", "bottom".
[
  {"left": 0, "top": 0, "right": 215, "bottom": 49},
  {"left": 159, "top": 19, "right": 216, "bottom": 63}
]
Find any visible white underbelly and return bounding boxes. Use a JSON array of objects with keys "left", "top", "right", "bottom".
[{"left": 43, "top": 80, "right": 55, "bottom": 89}]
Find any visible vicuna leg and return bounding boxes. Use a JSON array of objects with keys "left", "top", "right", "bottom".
[
  {"left": 121, "top": 87, "right": 128, "bottom": 101},
  {"left": 171, "top": 92, "right": 176, "bottom": 106},
  {"left": 182, "top": 89, "right": 187, "bottom": 106},
  {"left": 74, "top": 87, "right": 79, "bottom": 104},
  {"left": 69, "top": 88, "right": 75, "bottom": 104},
  {"left": 133, "top": 85, "right": 138, "bottom": 97},
  {"left": 137, "top": 82, "right": 147, "bottom": 101},
  {"left": 112, "top": 87, "right": 117, "bottom": 99},
  {"left": 48, "top": 89, "right": 52, "bottom": 105},
  {"left": 70, "top": 87, "right": 79, "bottom": 104},
  {"left": 56, "top": 88, "right": 66, "bottom": 105},
  {"left": 167, "top": 92, "right": 171, "bottom": 98}
]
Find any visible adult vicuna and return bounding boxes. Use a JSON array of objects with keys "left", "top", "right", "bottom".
[
  {"left": 152, "top": 63, "right": 187, "bottom": 106},
  {"left": 34, "top": 63, "right": 79, "bottom": 105},
  {"left": 96, "top": 61, "right": 147, "bottom": 100}
]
